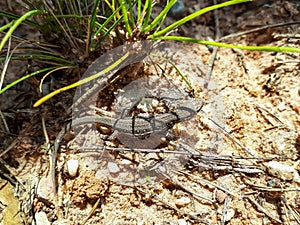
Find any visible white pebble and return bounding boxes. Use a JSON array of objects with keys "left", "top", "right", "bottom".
[
  {"left": 178, "top": 218, "right": 188, "bottom": 225},
  {"left": 273, "top": 131, "right": 298, "bottom": 160},
  {"left": 67, "top": 159, "right": 79, "bottom": 177},
  {"left": 35, "top": 211, "right": 51, "bottom": 225},
  {"left": 107, "top": 162, "right": 120, "bottom": 173},
  {"left": 224, "top": 208, "right": 235, "bottom": 222},
  {"left": 267, "top": 161, "right": 295, "bottom": 181},
  {"left": 277, "top": 102, "right": 286, "bottom": 111},
  {"left": 36, "top": 176, "right": 55, "bottom": 199},
  {"left": 175, "top": 197, "right": 191, "bottom": 207}
]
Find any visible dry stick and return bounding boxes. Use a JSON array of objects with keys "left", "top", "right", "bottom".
[
  {"left": 0, "top": 110, "right": 9, "bottom": 133},
  {"left": 0, "top": 158, "right": 17, "bottom": 184},
  {"left": 247, "top": 196, "right": 282, "bottom": 224},
  {"left": 281, "top": 196, "right": 300, "bottom": 224},
  {"left": 161, "top": 170, "right": 215, "bottom": 203},
  {"left": 201, "top": 109, "right": 257, "bottom": 157},
  {"left": 204, "top": 0, "right": 220, "bottom": 90},
  {"left": 219, "top": 21, "right": 300, "bottom": 41},
  {"left": 221, "top": 195, "right": 231, "bottom": 225},
  {"left": 41, "top": 117, "right": 50, "bottom": 149},
  {"left": 255, "top": 105, "right": 287, "bottom": 127},
  {"left": 281, "top": 197, "right": 291, "bottom": 225},
  {"left": 174, "top": 170, "right": 239, "bottom": 199},
  {"left": 244, "top": 179, "right": 300, "bottom": 192},
  {"left": 77, "top": 146, "right": 190, "bottom": 155},
  {"left": 81, "top": 197, "right": 102, "bottom": 225},
  {"left": 0, "top": 139, "right": 19, "bottom": 158}
]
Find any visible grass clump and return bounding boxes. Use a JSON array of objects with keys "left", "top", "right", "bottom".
[{"left": 0, "top": 0, "right": 299, "bottom": 105}]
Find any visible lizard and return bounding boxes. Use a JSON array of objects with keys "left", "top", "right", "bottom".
[{"left": 51, "top": 97, "right": 203, "bottom": 194}]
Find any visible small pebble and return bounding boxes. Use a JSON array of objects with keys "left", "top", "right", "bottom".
[
  {"left": 277, "top": 101, "right": 286, "bottom": 111},
  {"left": 223, "top": 208, "right": 235, "bottom": 222},
  {"left": 175, "top": 196, "right": 190, "bottom": 207},
  {"left": 35, "top": 211, "right": 51, "bottom": 225},
  {"left": 267, "top": 161, "right": 296, "bottom": 181},
  {"left": 67, "top": 159, "right": 79, "bottom": 177},
  {"left": 107, "top": 162, "right": 120, "bottom": 174},
  {"left": 178, "top": 218, "right": 188, "bottom": 225},
  {"left": 169, "top": 0, "right": 185, "bottom": 18},
  {"left": 36, "top": 176, "right": 55, "bottom": 200},
  {"left": 216, "top": 190, "right": 227, "bottom": 203},
  {"left": 272, "top": 130, "right": 298, "bottom": 159}
]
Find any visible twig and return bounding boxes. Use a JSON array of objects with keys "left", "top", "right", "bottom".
[
  {"left": 0, "top": 158, "right": 17, "bottom": 184},
  {"left": 42, "top": 117, "right": 50, "bottom": 149},
  {"left": 201, "top": 110, "right": 258, "bottom": 157},
  {"left": 161, "top": 170, "right": 215, "bottom": 203},
  {"left": 0, "top": 139, "right": 19, "bottom": 158},
  {"left": 246, "top": 196, "right": 282, "bottom": 223},
  {"left": 281, "top": 196, "right": 300, "bottom": 224},
  {"left": 221, "top": 195, "right": 231, "bottom": 225},
  {"left": 0, "top": 110, "right": 9, "bottom": 133},
  {"left": 81, "top": 197, "right": 102, "bottom": 225},
  {"left": 246, "top": 181, "right": 300, "bottom": 192},
  {"left": 255, "top": 105, "right": 287, "bottom": 127},
  {"left": 204, "top": 0, "right": 220, "bottom": 90},
  {"left": 219, "top": 21, "right": 300, "bottom": 41},
  {"left": 76, "top": 145, "right": 190, "bottom": 155},
  {"left": 174, "top": 170, "right": 239, "bottom": 199}
]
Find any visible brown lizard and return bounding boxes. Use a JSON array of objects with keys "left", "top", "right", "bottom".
[{"left": 51, "top": 98, "right": 203, "bottom": 193}]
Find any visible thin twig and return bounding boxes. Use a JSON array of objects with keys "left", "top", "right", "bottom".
[
  {"left": 281, "top": 196, "right": 300, "bottom": 225},
  {"left": 162, "top": 170, "right": 215, "bottom": 203},
  {"left": 174, "top": 170, "right": 239, "bottom": 199},
  {"left": 221, "top": 195, "right": 231, "bottom": 225},
  {"left": 0, "top": 110, "right": 9, "bottom": 133},
  {"left": 246, "top": 196, "right": 282, "bottom": 223},
  {"left": 219, "top": 21, "right": 300, "bottom": 41},
  {"left": 81, "top": 197, "right": 102, "bottom": 225},
  {"left": 42, "top": 117, "right": 50, "bottom": 149},
  {"left": 201, "top": 110, "right": 257, "bottom": 157},
  {"left": 255, "top": 105, "right": 286, "bottom": 126},
  {"left": 0, "top": 139, "right": 19, "bottom": 158},
  {"left": 204, "top": 0, "right": 220, "bottom": 90},
  {"left": 244, "top": 179, "right": 300, "bottom": 192}
]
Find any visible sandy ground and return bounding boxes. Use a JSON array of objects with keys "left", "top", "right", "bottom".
[{"left": 0, "top": 0, "right": 300, "bottom": 225}]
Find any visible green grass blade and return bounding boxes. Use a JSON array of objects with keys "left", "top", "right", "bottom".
[
  {"left": 0, "top": 10, "right": 42, "bottom": 52},
  {"left": 141, "top": 0, "right": 152, "bottom": 31},
  {"left": 0, "top": 21, "right": 14, "bottom": 32},
  {"left": 0, "top": 10, "right": 43, "bottom": 29},
  {"left": 127, "top": 0, "right": 135, "bottom": 26},
  {"left": 153, "top": 36, "right": 300, "bottom": 52},
  {"left": 143, "top": 0, "right": 176, "bottom": 33},
  {"left": 33, "top": 51, "right": 130, "bottom": 107},
  {"left": 0, "top": 66, "right": 59, "bottom": 94},
  {"left": 148, "top": 0, "right": 251, "bottom": 38},
  {"left": 119, "top": 0, "right": 132, "bottom": 36},
  {"left": 91, "top": 6, "right": 123, "bottom": 51},
  {"left": 93, "top": 16, "right": 123, "bottom": 50},
  {"left": 150, "top": 53, "right": 193, "bottom": 90},
  {"left": 19, "top": 54, "right": 74, "bottom": 64},
  {"left": 89, "top": 0, "right": 101, "bottom": 38},
  {"left": 137, "top": 0, "right": 141, "bottom": 22}
]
